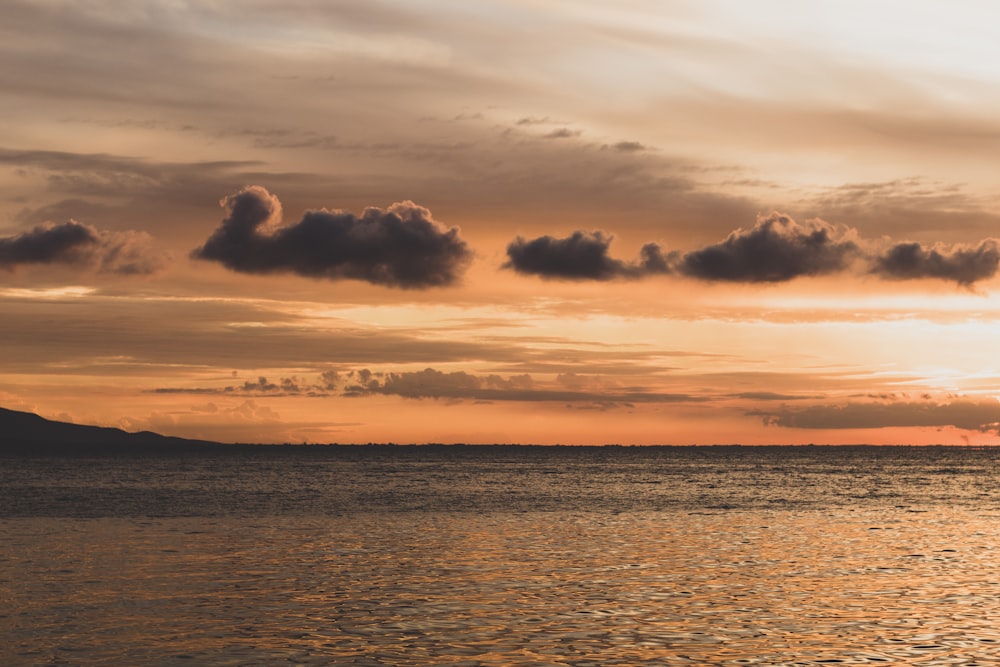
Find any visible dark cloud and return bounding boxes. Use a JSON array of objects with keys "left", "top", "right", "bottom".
[
  {"left": 752, "top": 398, "right": 1000, "bottom": 432},
  {"left": 150, "top": 387, "right": 221, "bottom": 395},
  {"left": 0, "top": 220, "right": 167, "bottom": 275},
  {"left": 504, "top": 231, "right": 625, "bottom": 280},
  {"left": 503, "top": 231, "right": 673, "bottom": 280},
  {"left": 637, "top": 242, "right": 672, "bottom": 274},
  {"left": 345, "top": 367, "right": 531, "bottom": 400},
  {"left": 153, "top": 376, "right": 314, "bottom": 397},
  {"left": 342, "top": 367, "right": 706, "bottom": 405},
  {"left": 239, "top": 376, "right": 298, "bottom": 393},
  {"left": 516, "top": 116, "right": 555, "bottom": 125},
  {"left": 0, "top": 147, "right": 342, "bottom": 241},
  {"left": 544, "top": 128, "right": 581, "bottom": 139},
  {"left": 505, "top": 211, "right": 1000, "bottom": 288},
  {"left": 676, "top": 212, "right": 860, "bottom": 282},
  {"left": 2, "top": 120, "right": 761, "bottom": 249},
  {"left": 870, "top": 240, "right": 1000, "bottom": 286},
  {"left": 731, "top": 391, "right": 822, "bottom": 401},
  {"left": 192, "top": 186, "right": 473, "bottom": 288},
  {"left": 605, "top": 141, "right": 646, "bottom": 152},
  {"left": 319, "top": 369, "right": 342, "bottom": 391},
  {"left": 0, "top": 220, "right": 96, "bottom": 266}
]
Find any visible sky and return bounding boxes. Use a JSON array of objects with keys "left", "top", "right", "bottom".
[{"left": 4, "top": 0, "right": 1000, "bottom": 445}]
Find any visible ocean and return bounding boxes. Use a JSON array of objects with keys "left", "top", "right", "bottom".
[{"left": 3, "top": 445, "right": 1000, "bottom": 665}]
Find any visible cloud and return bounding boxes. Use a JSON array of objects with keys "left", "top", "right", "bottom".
[
  {"left": 503, "top": 212, "right": 1000, "bottom": 287},
  {"left": 4, "top": 292, "right": 681, "bottom": 377},
  {"left": 752, "top": 398, "right": 1000, "bottom": 432},
  {"left": 14, "top": 198, "right": 116, "bottom": 226},
  {"left": 544, "top": 128, "right": 581, "bottom": 139},
  {"left": 153, "top": 375, "right": 318, "bottom": 397},
  {"left": 503, "top": 231, "right": 625, "bottom": 280},
  {"left": 503, "top": 230, "right": 673, "bottom": 280},
  {"left": 238, "top": 375, "right": 301, "bottom": 394},
  {"left": 802, "top": 178, "right": 1000, "bottom": 239},
  {"left": 637, "top": 242, "right": 672, "bottom": 274},
  {"left": 605, "top": 141, "right": 646, "bottom": 152},
  {"left": 342, "top": 367, "right": 531, "bottom": 400},
  {"left": 504, "top": 213, "right": 862, "bottom": 283},
  {"left": 0, "top": 220, "right": 95, "bottom": 266},
  {"left": 870, "top": 239, "right": 1000, "bottom": 286},
  {"left": 0, "top": 147, "right": 262, "bottom": 198},
  {"left": 676, "top": 212, "right": 860, "bottom": 282},
  {"left": 0, "top": 220, "right": 167, "bottom": 275},
  {"left": 118, "top": 400, "right": 285, "bottom": 443},
  {"left": 192, "top": 186, "right": 473, "bottom": 288},
  {"left": 731, "top": 391, "right": 822, "bottom": 401},
  {"left": 94, "top": 229, "right": 169, "bottom": 275},
  {"left": 341, "top": 366, "right": 705, "bottom": 405},
  {"left": 149, "top": 367, "right": 708, "bottom": 407},
  {"left": 516, "top": 116, "right": 555, "bottom": 125}
]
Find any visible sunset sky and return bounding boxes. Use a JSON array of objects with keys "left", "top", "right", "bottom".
[{"left": 4, "top": 1, "right": 1000, "bottom": 444}]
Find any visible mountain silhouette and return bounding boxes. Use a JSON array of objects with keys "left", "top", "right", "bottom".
[{"left": 0, "top": 407, "right": 219, "bottom": 454}]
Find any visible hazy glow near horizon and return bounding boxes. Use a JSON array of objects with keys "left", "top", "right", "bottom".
[{"left": 3, "top": 0, "right": 1000, "bottom": 444}]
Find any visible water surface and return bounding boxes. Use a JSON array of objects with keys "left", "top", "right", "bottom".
[{"left": 3, "top": 446, "right": 1000, "bottom": 665}]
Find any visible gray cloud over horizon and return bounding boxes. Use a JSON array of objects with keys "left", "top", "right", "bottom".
[
  {"left": 752, "top": 398, "right": 1000, "bottom": 432},
  {"left": 152, "top": 367, "right": 709, "bottom": 407},
  {"left": 344, "top": 367, "right": 708, "bottom": 405}
]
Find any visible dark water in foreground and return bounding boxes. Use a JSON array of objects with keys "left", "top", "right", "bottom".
[{"left": 4, "top": 445, "right": 1000, "bottom": 665}]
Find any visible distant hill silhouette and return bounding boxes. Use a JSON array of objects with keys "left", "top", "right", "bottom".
[{"left": 0, "top": 407, "right": 220, "bottom": 454}]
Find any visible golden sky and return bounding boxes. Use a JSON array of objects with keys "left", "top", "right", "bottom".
[{"left": 4, "top": 0, "right": 1000, "bottom": 444}]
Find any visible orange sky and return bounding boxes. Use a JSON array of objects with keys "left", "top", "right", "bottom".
[{"left": 3, "top": 1, "right": 1000, "bottom": 444}]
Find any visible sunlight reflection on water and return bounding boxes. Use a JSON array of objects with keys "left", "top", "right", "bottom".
[{"left": 3, "top": 446, "right": 1000, "bottom": 665}]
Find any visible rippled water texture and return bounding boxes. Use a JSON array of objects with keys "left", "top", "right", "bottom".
[{"left": 4, "top": 446, "right": 1000, "bottom": 665}]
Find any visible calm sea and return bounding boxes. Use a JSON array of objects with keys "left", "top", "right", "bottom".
[{"left": 4, "top": 445, "right": 1000, "bottom": 665}]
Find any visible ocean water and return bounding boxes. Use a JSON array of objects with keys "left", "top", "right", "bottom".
[{"left": 4, "top": 445, "right": 1000, "bottom": 665}]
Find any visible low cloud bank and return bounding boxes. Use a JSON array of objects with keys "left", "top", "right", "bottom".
[
  {"left": 344, "top": 367, "right": 705, "bottom": 404},
  {"left": 752, "top": 398, "right": 1000, "bottom": 432},
  {"left": 153, "top": 367, "right": 706, "bottom": 406}
]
